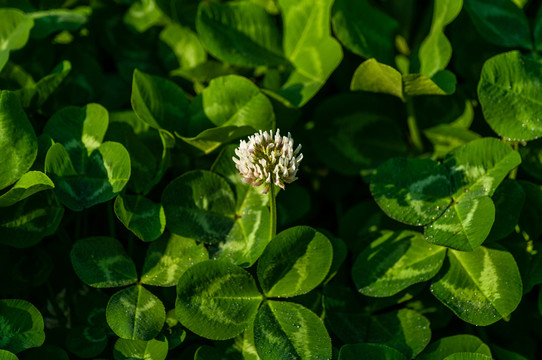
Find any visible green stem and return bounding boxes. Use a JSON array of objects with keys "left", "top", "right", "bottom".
[
  {"left": 269, "top": 185, "right": 277, "bottom": 239},
  {"left": 406, "top": 96, "right": 423, "bottom": 153}
]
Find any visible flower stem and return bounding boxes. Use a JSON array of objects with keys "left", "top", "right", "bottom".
[
  {"left": 406, "top": 96, "right": 423, "bottom": 153},
  {"left": 269, "top": 185, "right": 277, "bottom": 240},
  {"left": 509, "top": 142, "right": 519, "bottom": 179}
]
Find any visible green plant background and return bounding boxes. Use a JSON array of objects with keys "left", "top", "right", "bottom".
[{"left": 0, "top": 0, "right": 541, "bottom": 359}]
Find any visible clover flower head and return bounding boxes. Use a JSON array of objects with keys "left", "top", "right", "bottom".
[{"left": 233, "top": 129, "right": 303, "bottom": 194}]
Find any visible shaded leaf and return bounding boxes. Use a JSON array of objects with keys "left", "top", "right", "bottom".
[
  {"left": 70, "top": 237, "right": 138, "bottom": 288},
  {"left": 332, "top": 0, "right": 398, "bottom": 65},
  {"left": 162, "top": 170, "right": 236, "bottom": 243},
  {"left": 464, "top": 0, "right": 531, "bottom": 49},
  {"left": 196, "top": 1, "right": 284, "bottom": 67},
  {"left": 418, "top": 334, "right": 492, "bottom": 360},
  {"left": 0, "top": 299, "right": 44, "bottom": 354},
  {"left": 114, "top": 194, "right": 166, "bottom": 242}
]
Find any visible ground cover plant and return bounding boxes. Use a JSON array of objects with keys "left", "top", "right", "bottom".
[{"left": 2, "top": 0, "right": 542, "bottom": 359}]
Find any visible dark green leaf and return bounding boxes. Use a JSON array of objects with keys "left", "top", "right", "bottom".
[
  {"left": 15, "top": 60, "right": 71, "bottom": 108},
  {"left": 141, "top": 233, "right": 208, "bottom": 287},
  {"left": 253, "top": 301, "right": 331, "bottom": 360},
  {"left": 487, "top": 179, "right": 525, "bottom": 241},
  {"left": 478, "top": 51, "right": 542, "bottom": 141},
  {"left": 370, "top": 158, "right": 451, "bottom": 226},
  {"left": 175, "top": 260, "right": 262, "bottom": 340},
  {"left": 45, "top": 141, "right": 131, "bottom": 211},
  {"left": 196, "top": 1, "right": 284, "bottom": 67},
  {"left": 312, "top": 93, "right": 407, "bottom": 176},
  {"left": 430, "top": 246, "right": 522, "bottom": 325},
  {"left": 464, "top": 0, "right": 531, "bottom": 49},
  {"left": 114, "top": 194, "right": 166, "bottom": 242},
  {"left": 518, "top": 181, "right": 542, "bottom": 240},
  {"left": 0, "top": 191, "right": 63, "bottom": 248},
  {"left": 332, "top": 0, "right": 398, "bottom": 65},
  {"left": 131, "top": 69, "right": 189, "bottom": 136},
  {"left": 0, "top": 299, "right": 44, "bottom": 354},
  {"left": 106, "top": 285, "right": 166, "bottom": 340},
  {"left": 30, "top": 7, "right": 90, "bottom": 39},
  {"left": 257, "top": 226, "right": 333, "bottom": 297},
  {"left": 339, "top": 343, "right": 407, "bottom": 360},
  {"left": 162, "top": 170, "right": 236, "bottom": 243},
  {"left": 0, "top": 91, "right": 37, "bottom": 191},
  {"left": 65, "top": 326, "right": 108, "bottom": 358},
  {"left": 352, "top": 230, "right": 446, "bottom": 297},
  {"left": 113, "top": 337, "right": 168, "bottom": 360},
  {"left": 70, "top": 237, "right": 138, "bottom": 288}
]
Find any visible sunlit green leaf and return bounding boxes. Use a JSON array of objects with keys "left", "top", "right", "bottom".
[
  {"left": 418, "top": 334, "right": 492, "bottom": 360},
  {"left": 431, "top": 245, "right": 522, "bottom": 325},
  {"left": 370, "top": 158, "right": 451, "bottom": 226},
  {"left": 0, "top": 91, "right": 37, "bottom": 191},
  {"left": 478, "top": 51, "right": 542, "bottom": 141},
  {"left": 0, "top": 171, "right": 53, "bottom": 207},
  {"left": 176, "top": 260, "right": 262, "bottom": 340},
  {"left": 113, "top": 337, "right": 168, "bottom": 360},
  {"left": 0, "top": 9, "right": 33, "bottom": 72},
  {"left": 106, "top": 285, "right": 166, "bottom": 340},
  {"left": 418, "top": 0, "right": 462, "bottom": 77},
  {"left": 352, "top": 230, "right": 446, "bottom": 297},
  {"left": 253, "top": 301, "right": 331, "bottom": 360},
  {"left": 350, "top": 59, "right": 403, "bottom": 100},
  {"left": 277, "top": 0, "right": 343, "bottom": 107},
  {"left": 141, "top": 233, "right": 208, "bottom": 287},
  {"left": 257, "top": 226, "right": 333, "bottom": 297}
]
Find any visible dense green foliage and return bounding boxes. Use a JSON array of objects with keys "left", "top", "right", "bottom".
[{"left": 1, "top": 0, "right": 542, "bottom": 359}]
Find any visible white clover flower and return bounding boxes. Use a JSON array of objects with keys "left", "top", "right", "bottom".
[{"left": 233, "top": 129, "right": 303, "bottom": 194}]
